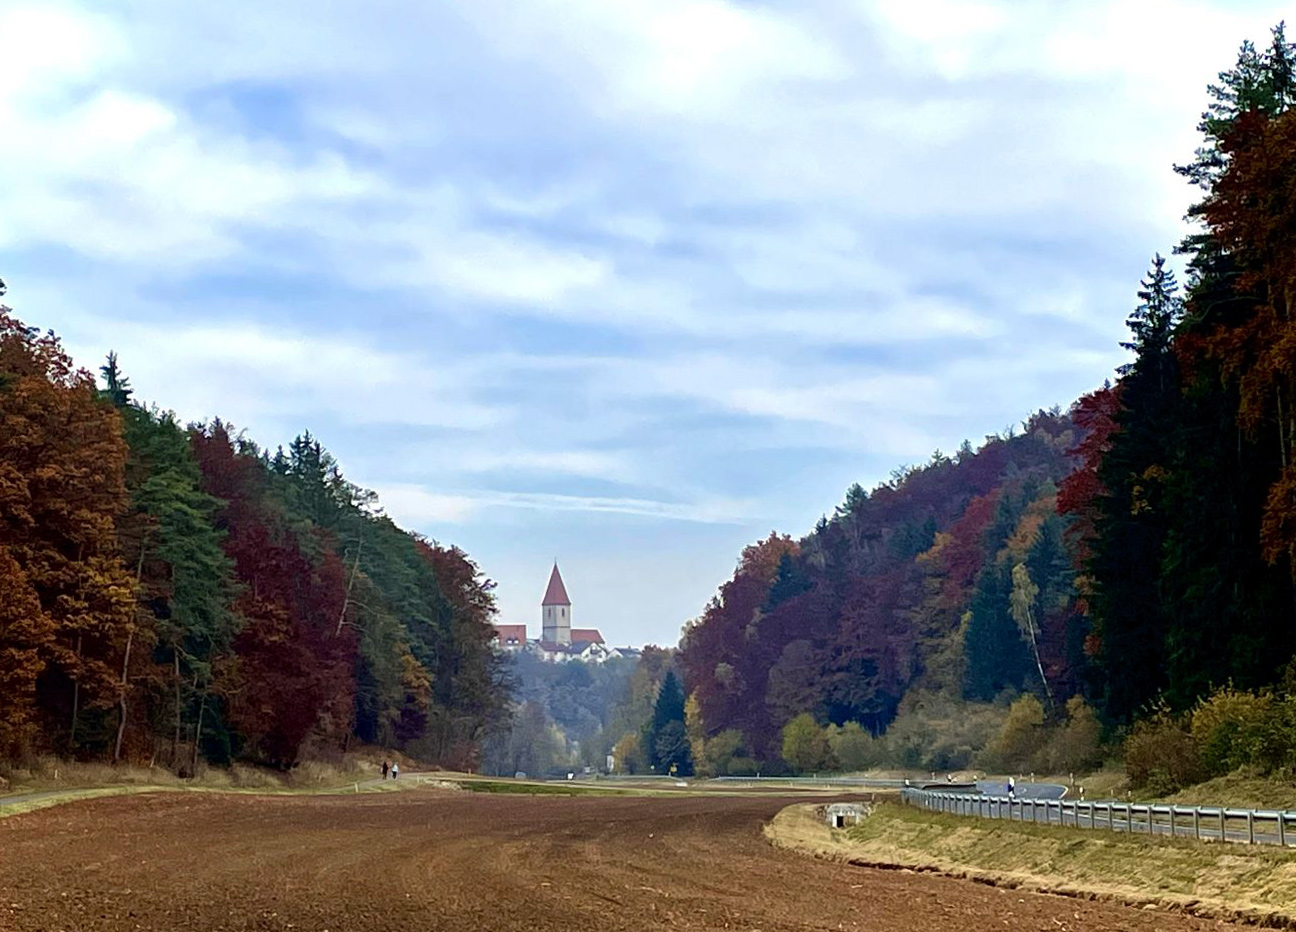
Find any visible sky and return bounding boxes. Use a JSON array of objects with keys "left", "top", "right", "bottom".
[{"left": 0, "top": 0, "right": 1289, "bottom": 648}]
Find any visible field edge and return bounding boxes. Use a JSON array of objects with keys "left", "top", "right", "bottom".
[{"left": 764, "top": 802, "right": 1296, "bottom": 930}]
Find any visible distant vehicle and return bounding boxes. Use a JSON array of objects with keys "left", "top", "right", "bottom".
[{"left": 514, "top": 771, "right": 527, "bottom": 779}]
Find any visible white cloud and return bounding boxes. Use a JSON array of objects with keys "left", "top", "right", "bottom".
[
  {"left": 377, "top": 483, "right": 750, "bottom": 526},
  {"left": 372, "top": 486, "right": 481, "bottom": 525},
  {"left": 467, "top": 0, "right": 849, "bottom": 120},
  {"left": 59, "top": 317, "right": 507, "bottom": 435}
]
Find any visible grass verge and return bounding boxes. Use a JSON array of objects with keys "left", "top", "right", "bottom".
[
  {"left": 0, "top": 771, "right": 462, "bottom": 820},
  {"left": 1163, "top": 771, "right": 1296, "bottom": 811},
  {"left": 766, "top": 801, "right": 1296, "bottom": 928},
  {"left": 455, "top": 778, "right": 650, "bottom": 797}
]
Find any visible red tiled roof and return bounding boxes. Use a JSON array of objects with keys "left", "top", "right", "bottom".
[
  {"left": 542, "top": 563, "right": 571, "bottom": 605},
  {"left": 493, "top": 624, "right": 527, "bottom": 646},
  {"left": 571, "top": 628, "right": 603, "bottom": 644}
]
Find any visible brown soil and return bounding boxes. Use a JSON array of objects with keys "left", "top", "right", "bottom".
[{"left": 0, "top": 789, "right": 1247, "bottom": 931}]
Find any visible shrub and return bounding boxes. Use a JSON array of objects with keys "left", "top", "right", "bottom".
[
  {"left": 699, "top": 729, "right": 744, "bottom": 777},
  {"left": 1191, "top": 687, "right": 1276, "bottom": 778},
  {"left": 1125, "top": 706, "right": 1201, "bottom": 794},
  {"left": 883, "top": 692, "right": 1007, "bottom": 771},
  {"left": 780, "top": 713, "right": 834, "bottom": 774},
  {"left": 983, "top": 694, "right": 1045, "bottom": 772},
  {"left": 612, "top": 732, "right": 643, "bottom": 775},
  {"left": 1041, "top": 696, "right": 1104, "bottom": 773},
  {"left": 726, "top": 756, "right": 759, "bottom": 776},
  {"left": 826, "top": 722, "right": 881, "bottom": 772}
]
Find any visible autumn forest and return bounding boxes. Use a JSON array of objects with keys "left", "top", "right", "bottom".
[
  {"left": 672, "top": 25, "right": 1296, "bottom": 787},
  {"left": 0, "top": 299, "right": 509, "bottom": 771}
]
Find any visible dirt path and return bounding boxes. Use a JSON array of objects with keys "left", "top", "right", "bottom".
[{"left": 0, "top": 789, "right": 1245, "bottom": 931}]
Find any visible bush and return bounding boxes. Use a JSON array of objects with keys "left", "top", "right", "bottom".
[
  {"left": 1040, "top": 696, "right": 1104, "bottom": 773},
  {"left": 1191, "top": 687, "right": 1278, "bottom": 778},
  {"left": 882, "top": 693, "right": 1007, "bottom": 771},
  {"left": 982, "top": 695, "right": 1045, "bottom": 772},
  {"left": 826, "top": 722, "right": 881, "bottom": 772},
  {"left": 699, "top": 729, "right": 744, "bottom": 777},
  {"left": 780, "top": 714, "right": 834, "bottom": 774},
  {"left": 726, "top": 756, "right": 759, "bottom": 776},
  {"left": 1125, "top": 707, "right": 1201, "bottom": 794},
  {"left": 612, "top": 733, "right": 643, "bottom": 774}
]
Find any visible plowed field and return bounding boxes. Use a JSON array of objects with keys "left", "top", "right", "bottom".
[{"left": 0, "top": 789, "right": 1242, "bottom": 931}]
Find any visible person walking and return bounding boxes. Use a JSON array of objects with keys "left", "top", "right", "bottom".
[
  {"left": 1007, "top": 776, "right": 1016, "bottom": 800},
  {"left": 391, "top": 762, "right": 399, "bottom": 780},
  {"left": 381, "top": 760, "right": 389, "bottom": 780}
]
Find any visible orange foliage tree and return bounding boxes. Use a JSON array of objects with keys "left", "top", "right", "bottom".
[{"left": 0, "top": 306, "right": 135, "bottom": 753}]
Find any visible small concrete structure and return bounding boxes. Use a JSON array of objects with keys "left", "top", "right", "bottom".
[{"left": 826, "top": 803, "right": 868, "bottom": 828}]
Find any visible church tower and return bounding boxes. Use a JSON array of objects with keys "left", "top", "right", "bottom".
[{"left": 541, "top": 562, "right": 572, "bottom": 646}]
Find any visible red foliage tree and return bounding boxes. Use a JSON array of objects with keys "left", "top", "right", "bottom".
[{"left": 192, "top": 423, "right": 355, "bottom": 766}]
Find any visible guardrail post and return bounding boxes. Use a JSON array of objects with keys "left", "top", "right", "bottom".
[
  {"left": 1219, "top": 808, "right": 1226, "bottom": 842},
  {"left": 1193, "top": 807, "right": 1200, "bottom": 841},
  {"left": 1169, "top": 807, "right": 1176, "bottom": 838},
  {"left": 1248, "top": 810, "right": 1255, "bottom": 845},
  {"left": 1280, "top": 813, "right": 1287, "bottom": 847}
]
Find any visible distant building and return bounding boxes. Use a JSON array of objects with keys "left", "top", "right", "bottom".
[
  {"left": 492, "top": 624, "right": 527, "bottom": 651},
  {"left": 491, "top": 563, "right": 637, "bottom": 664},
  {"left": 541, "top": 563, "right": 573, "bottom": 646}
]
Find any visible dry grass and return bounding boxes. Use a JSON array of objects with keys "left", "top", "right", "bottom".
[
  {"left": 1164, "top": 770, "right": 1296, "bottom": 811},
  {"left": 766, "top": 801, "right": 1296, "bottom": 927},
  {"left": 0, "top": 753, "right": 380, "bottom": 800}
]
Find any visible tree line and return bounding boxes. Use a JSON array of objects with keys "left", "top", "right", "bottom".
[
  {"left": 678, "top": 26, "right": 1296, "bottom": 784},
  {"left": 0, "top": 294, "right": 509, "bottom": 771}
]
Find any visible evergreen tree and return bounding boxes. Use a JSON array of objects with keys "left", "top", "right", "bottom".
[
  {"left": 764, "top": 552, "right": 811, "bottom": 610},
  {"left": 112, "top": 396, "right": 240, "bottom": 766},
  {"left": 1086, "top": 257, "right": 1183, "bottom": 723},
  {"left": 962, "top": 563, "right": 1031, "bottom": 701},
  {"left": 642, "top": 670, "right": 689, "bottom": 772}
]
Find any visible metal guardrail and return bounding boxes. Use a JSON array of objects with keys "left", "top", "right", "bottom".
[{"left": 901, "top": 786, "right": 1296, "bottom": 847}]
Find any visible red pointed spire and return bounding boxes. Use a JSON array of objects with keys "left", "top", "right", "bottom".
[{"left": 541, "top": 562, "right": 570, "bottom": 606}]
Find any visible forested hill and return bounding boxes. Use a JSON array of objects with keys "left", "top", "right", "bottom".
[
  {"left": 680, "top": 414, "right": 1084, "bottom": 764},
  {"left": 0, "top": 291, "right": 508, "bottom": 770},
  {"left": 681, "top": 25, "right": 1296, "bottom": 782}
]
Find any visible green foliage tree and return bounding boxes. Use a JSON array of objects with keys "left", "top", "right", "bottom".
[
  {"left": 1009, "top": 563, "right": 1052, "bottom": 711},
  {"left": 699, "top": 728, "right": 744, "bottom": 777},
  {"left": 985, "top": 694, "right": 1045, "bottom": 772},
  {"left": 781, "top": 712, "right": 833, "bottom": 773},
  {"left": 1040, "top": 696, "right": 1103, "bottom": 774},
  {"left": 826, "top": 721, "right": 880, "bottom": 773}
]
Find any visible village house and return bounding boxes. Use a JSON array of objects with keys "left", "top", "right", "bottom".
[{"left": 491, "top": 563, "right": 636, "bottom": 664}]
